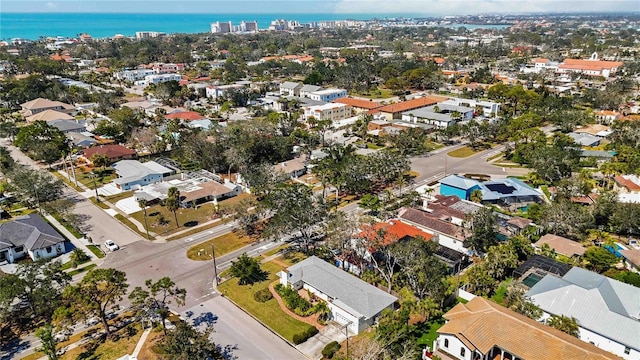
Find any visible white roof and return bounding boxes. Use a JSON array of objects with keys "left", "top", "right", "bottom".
[
  {"left": 527, "top": 267, "right": 640, "bottom": 350},
  {"left": 618, "top": 193, "right": 640, "bottom": 204},
  {"left": 113, "top": 160, "right": 172, "bottom": 185}
]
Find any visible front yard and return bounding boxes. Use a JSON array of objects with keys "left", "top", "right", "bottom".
[
  {"left": 129, "top": 193, "right": 255, "bottom": 237},
  {"left": 447, "top": 146, "right": 479, "bottom": 158},
  {"left": 186, "top": 231, "right": 257, "bottom": 260},
  {"left": 217, "top": 260, "right": 315, "bottom": 343}
]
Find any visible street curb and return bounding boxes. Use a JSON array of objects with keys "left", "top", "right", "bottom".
[{"left": 219, "top": 292, "right": 311, "bottom": 359}]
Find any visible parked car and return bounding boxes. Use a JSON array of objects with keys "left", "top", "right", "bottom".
[{"left": 104, "top": 240, "right": 119, "bottom": 252}]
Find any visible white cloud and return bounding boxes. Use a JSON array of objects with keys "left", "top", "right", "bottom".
[
  {"left": 45, "top": 1, "right": 58, "bottom": 9},
  {"left": 332, "top": 0, "right": 638, "bottom": 14}
]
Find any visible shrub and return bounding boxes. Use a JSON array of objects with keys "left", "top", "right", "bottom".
[
  {"left": 322, "top": 341, "right": 340, "bottom": 359},
  {"left": 253, "top": 288, "right": 273, "bottom": 302},
  {"left": 274, "top": 284, "right": 315, "bottom": 316},
  {"left": 292, "top": 326, "right": 318, "bottom": 345}
]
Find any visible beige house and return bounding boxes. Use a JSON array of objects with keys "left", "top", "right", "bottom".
[
  {"left": 303, "top": 103, "right": 351, "bottom": 122},
  {"left": 20, "top": 98, "right": 75, "bottom": 117},
  {"left": 534, "top": 234, "right": 586, "bottom": 258},
  {"left": 25, "top": 109, "right": 75, "bottom": 123}
]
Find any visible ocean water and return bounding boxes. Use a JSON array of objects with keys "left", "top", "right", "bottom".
[
  {"left": 0, "top": 13, "right": 394, "bottom": 40},
  {"left": 0, "top": 13, "right": 511, "bottom": 40}
]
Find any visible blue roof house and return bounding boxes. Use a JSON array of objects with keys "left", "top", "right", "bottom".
[
  {"left": 439, "top": 175, "right": 543, "bottom": 205},
  {"left": 439, "top": 175, "right": 482, "bottom": 200}
]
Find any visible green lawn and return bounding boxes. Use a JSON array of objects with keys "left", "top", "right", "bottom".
[
  {"left": 424, "top": 140, "right": 444, "bottom": 152},
  {"left": 114, "top": 214, "right": 155, "bottom": 240},
  {"left": 76, "top": 169, "right": 116, "bottom": 188},
  {"left": 90, "top": 197, "right": 111, "bottom": 209},
  {"left": 349, "top": 88, "right": 394, "bottom": 99},
  {"left": 186, "top": 231, "right": 256, "bottom": 260},
  {"left": 165, "top": 218, "right": 233, "bottom": 241},
  {"left": 447, "top": 146, "right": 479, "bottom": 158},
  {"left": 61, "top": 258, "right": 91, "bottom": 270},
  {"left": 416, "top": 318, "right": 445, "bottom": 348},
  {"left": 87, "top": 244, "right": 105, "bottom": 259},
  {"left": 490, "top": 278, "right": 513, "bottom": 305},
  {"left": 104, "top": 191, "right": 134, "bottom": 203},
  {"left": 131, "top": 193, "right": 255, "bottom": 237},
  {"left": 51, "top": 171, "right": 85, "bottom": 192},
  {"left": 217, "top": 261, "right": 315, "bottom": 342}
]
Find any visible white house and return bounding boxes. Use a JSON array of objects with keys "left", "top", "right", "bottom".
[
  {"left": 401, "top": 104, "right": 474, "bottom": 128},
  {"left": 205, "top": 84, "right": 245, "bottom": 100},
  {"left": 112, "top": 160, "right": 174, "bottom": 191},
  {"left": 433, "top": 297, "right": 620, "bottom": 360},
  {"left": 114, "top": 69, "right": 155, "bottom": 83},
  {"left": 0, "top": 214, "right": 67, "bottom": 264},
  {"left": 278, "top": 256, "right": 397, "bottom": 334},
  {"left": 299, "top": 84, "right": 322, "bottom": 98},
  {"left": 398, "top": 207, "right": 472, "bottom": 256},
  {"left": 279, "top": 81, "right": 303, "bottom": 97},
  {"left": 303, "top": 103, "right": 350, "bottom": 122},
  {"left": 527, "top": 267, "right": 640, "bottom": 360}
]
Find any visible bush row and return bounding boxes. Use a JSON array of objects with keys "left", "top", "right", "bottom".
[
  {"left": 274, "top": 283, "right": 315, "bottom": 316},
  {"left": 292, "top": 326, "right": 319, "bottom": 345}
]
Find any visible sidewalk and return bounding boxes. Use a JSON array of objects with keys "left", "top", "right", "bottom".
[{"left": 44, "top": 214, "right": 101, "bottom": 261}]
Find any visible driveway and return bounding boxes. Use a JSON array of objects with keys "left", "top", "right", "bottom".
[
  {"left": 296, "top": 323, "right": 347, "bottom": 360},
  {"left": 116, "top": 197, "right": 141, "bottom": 214}
]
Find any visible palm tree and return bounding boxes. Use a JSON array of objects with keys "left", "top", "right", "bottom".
[
  {"left": 138, "top": 198, "right": 151, "bottom": 240},
  {"left": 546, "top": 315, "right": 580, "bottom": 337},
  {"left": 166, "top": 187, "right": 180, "bottom": 228},
  {"left": 470, "top": 189, "right": 483, "bottom": 203}
]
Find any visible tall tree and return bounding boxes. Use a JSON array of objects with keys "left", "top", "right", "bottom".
[
  {"left": 263, "top": 183, "right": 327, "bottom": 253},
  {"left": 6, "top": 166, "right": 64, "bottom": 208},
  {"left": 62, "top": 268, "right": 128, "bottom": 334},
  {"left": 14, "top": 121, "right": 70, "bottom": 165},
  {"left": 160, "top": 322, "right": 224, "bottom": 359},
  {"left": 166, "top": 186, "right": 180, "bottom": 227},
  {"left": 129, "top": 277, "right": 186, "bottom": 335},
  {"left": 464, "top": 207, "right": 499, "bottom": 254},
  {"left": 35, "top": 323, "right": 59, "bottom": 360},
  {"left": 228, "top": 253, "right": 267, "bottom": 285}
]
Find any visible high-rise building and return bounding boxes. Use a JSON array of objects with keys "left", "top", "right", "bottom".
[
  {"left": 210, "top": 21, "right": 232, "bottom": 34},
  {"left": 240, "top": 21, "right": 258, "bottom": 32}
]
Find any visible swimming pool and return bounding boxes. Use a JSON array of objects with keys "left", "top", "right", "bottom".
[{"left": 522, "top": 273, "right": 543, "bottom": 288}]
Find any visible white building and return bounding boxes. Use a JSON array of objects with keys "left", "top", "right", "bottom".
[
  {"left": 240, "top": 21, "right": 258, "bottom": 32},
  {"left": 115, "top": 69, "right": 155, "bottom": 82},
  {"left": 401, "top": 104, "right": 474, "bottom": 129},
  {"left": 134, "top": 73, "right": 182, "bottom": 87},
  {"left": 152, "top": 63, "right": 184, "bottom": 74},
  {"left": 303, "top": 103, "right": 351, "bottom": 122},
  {"left": 0, "top": 214, "right": 67, "bottom": 264},
  {"left": 205, "top": 84, "right": 245, "bottom": 100},
  {"left": 278, "top": 256, "right": 397, "bottom": 334},
  {"left": 441, "top": 98, "right": 500, "bottom": 117},
  {"left": 527, "top": 267, "right": 640, "bottom": 360},
  {"left": 135, "top": 31, "right": 165, "bottom": 39},
  {"left": 211, "top": 21, "right": 232, "bottom": 33},
  {"left": 307, "top": 88, "right": 347, "bottom": 102}
]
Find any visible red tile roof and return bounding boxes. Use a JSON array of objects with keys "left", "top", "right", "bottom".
[
  {"left": 165, "top": 111, "right": 206, "bottom": 121},
  {"left": 83, "top": 144, "right": 136, "bottom": 160},
  {"left": 357, "top": 221, "right": 433, "bottom": 247},
  {"left": 333, "top": 97, "right": 383, "bottom": 110},
  {"left": 376, "top": 95, "right": 448, "bottom": 114},
  {"left": 614, "top": 175, "right": 640, "bottom": 191}
]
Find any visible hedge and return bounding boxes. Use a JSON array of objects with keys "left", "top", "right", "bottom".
[
  {"left": 292, "top": 326, "right": 319, "bottom": 345},
  {"left": 322, "top": 341, "right": 340, "bottom": 359}
]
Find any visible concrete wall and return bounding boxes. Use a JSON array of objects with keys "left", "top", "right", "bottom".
[
  {"left": 435, "top": 334, "right": 472, "bottom": 360},
  {"left": 30, "top": 242, "right": 65, "bottom": 261}
]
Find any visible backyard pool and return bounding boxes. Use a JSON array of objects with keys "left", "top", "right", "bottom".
[{"left": 522, "top": 273, "right": 543, "bottom": 288}]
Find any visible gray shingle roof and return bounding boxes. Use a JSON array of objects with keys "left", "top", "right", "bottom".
[
  {"left": 280, "top": 81, "right": 302, "bottom": 90},
  {"left": 0, "top": 214, "right": 65, "bottom": 251},
  {"left": 285, "top": 256, "right": 397, "bottom": 319},
  {"left": 112, "top": 160, "right": 172, "bottom": 185},
  {"left": 526, "top": 267, "right": 640, "bottom": 350}
]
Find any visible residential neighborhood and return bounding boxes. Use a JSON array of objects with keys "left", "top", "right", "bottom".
[{"left": 0, "top": 6, "right": 640, "bottom": 360}]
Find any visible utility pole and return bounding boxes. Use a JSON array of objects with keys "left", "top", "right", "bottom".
[
  {"left": 344, "top": 321, "right": 352, "bottom": 360},
  {"left": 211, "top": 244, "right": 219, "bottom": 287},
  {"left": 91, "top": 172, "right": 99, "bottom": 200},
  {"left": 142, "top": 206, "right": 151, "bottom": 240},
  {"left": 33, "top": 185, "right": 40, "bottom": 212}
]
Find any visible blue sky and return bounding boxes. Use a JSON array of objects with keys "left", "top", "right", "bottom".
[{"left": 2, "top": 0, "right": 638, "bottom": 14}]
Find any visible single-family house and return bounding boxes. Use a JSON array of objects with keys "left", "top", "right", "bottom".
[
  {"left": 574, "top": 124, "right": 613, "bottom": 138},
  {"left": 49, "top": 119, "right": 86, "bottom": 134},
  {"left": 25, "top": 109, "right": 75, "bottom": 123},
  {"left": 0, "top": 214, "right": 67, "bottom": 264},
  {"left": 439, "top": 175, "right": 543, "bottom": 205},
  {"left": 278, "top": 256, "right": 397, "bottom": 334},
  {"left": 433, "top": 297, "right": 620, "bottom": 360},
  {"left": 527, "top": 267, "right": 639, "bottom": 360},
  {"left": 333, "top": 97, "right": 382, "bottom": 114},
  {"left": 135, "top": 178, "right": 242, "bottom": 208},
  {"left": 20, "top": 98, "right": 75, "bottom": 117},
  {"left": 274, "top": 156, "right": 307, "bottom": 178},
  {"left": 619, "top": 249, "right": 640, "bottom": 273},
  {"left": 205, "top": 84, "right": 245, "bottom": 100},
  {"left": 441, "top": 97, "right": 500, "bottom": 117},
  {"left": 534, "top": 233, "right": 586, "bottom": 258},
  {"left": 67, "top": 132, "right": 97, "bottom": 148},
  {"left": 595, "top": 110, "right": 622, "bottom": 125},
  {"left": 613, "top": 175, "right": 640, "bottom": 194},
  {"left": 164, "top": 111, "right": 206, "bottom": 122},
  {"left": 82, "top": 144, "right": 137, "bottom": 164},
  {"left": 568, "top": 132, "right": 602, "bottom": 147},
  {"left": 112, "top": 160, "right": 174, "bottom": 190},
  {"left": 398, "top": 207, "right": 470, "bottom": 255},
  {"left": 279, "top": 81, "right": 303, "bottom": 97}
]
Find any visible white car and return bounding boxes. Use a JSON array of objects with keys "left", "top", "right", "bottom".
[{"left": 104, "top": 240, "right": 119, "bottom": 252}]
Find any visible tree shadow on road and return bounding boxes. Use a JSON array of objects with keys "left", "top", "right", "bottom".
[{"left": 192, "top": 312, "right": 218, "bottom": 327}]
